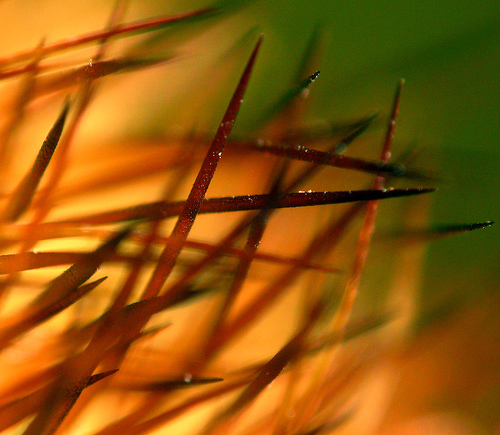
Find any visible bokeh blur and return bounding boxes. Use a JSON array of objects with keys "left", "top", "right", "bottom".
[{"left": 0, "top": 0, "right": 498, "bottom": 434}]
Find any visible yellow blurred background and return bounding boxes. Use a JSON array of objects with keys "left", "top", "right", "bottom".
[{"left": 0, "top": 0, "right": 498, "bottom": 434}]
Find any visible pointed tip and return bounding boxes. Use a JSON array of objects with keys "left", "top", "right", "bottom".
[
  {"left": 334, "top": 113, "right": 379, "bottom": 152},
  {"left": 387, "top": 221, "right": 493, "bottom": 243},
  {"left": 438, "top": 221, "right": 494, "bottom": 234},
  {"left": 86, "top": 369, "right": 119, "bottom": 387},
  {"left": 394, "top": 78, "right": 405, "bottom": 108},
  {"left": 310, "top": 70, "right": 320, "bottom": 81},
  {"left": 58, "top": 97, "right": 71, "bottom": 123},
  {"left": 380, "top": 79, "right": 404, "bottom": 163},
  {"left": 255, "top": 33, "right": 265, "bottom": 51},
  {"left": 414, "top": 187, "right": 437, "bottom": 194},
  {"left": 466, "top": 221, "right": 494, "bottom": 231},
  {"left": 299, "top": 70, "right": 321, "bottom": 91}
]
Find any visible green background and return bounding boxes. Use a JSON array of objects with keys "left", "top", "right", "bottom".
[{"left": 216, "top": 0, "right": 500, "bottom": 306}]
